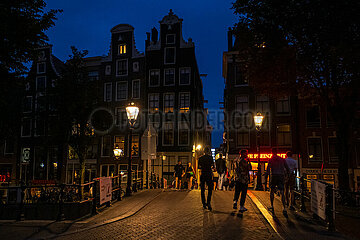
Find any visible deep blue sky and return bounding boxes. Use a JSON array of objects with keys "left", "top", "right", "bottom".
[{"left": 45, "top": 0, "right": 237, "bottom": 148}]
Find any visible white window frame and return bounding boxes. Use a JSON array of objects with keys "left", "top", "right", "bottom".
[
  {"left": 148, "top": 93, "right": 160, "bottom": 114},
  {"left": 132, "top": 79, "right": 140, "bottom": 99},
  {"left": 105, "top": 65, "right": 111, "bottom": 75},
  {"left": 21, "top": 118, "right": 32, "bottom": 137},
  {"left": 166, "top": 34, "right": 176, "bottom": 44},
  {"left": 307, "top": 137, "right": 323, "bottom": 162},
  {"left": 104, "top": 82, "right": 112, "bottom": 102},
  {"left": 133, "top": 62, "right": 139, "bottom": 72},
  {"left": 163, "top": 92, "right": 175, "bottom": 113},
  {"left": 179, "top": 92, "right": 190, "bottom": 113},
  {"left": 164, "top": 68, "right": 175, "bottom": 86},
  {"left": 179, "top": 67, "right": 191, "bottom": 85},
  {"left": 164, "top": 47, "right": 176, "bottom": 64},
  {"left": 36, "top": 76, "right": 46, "bottom": 92},
  {"left": 235, "top": 95, "right": 249, "bottom": 113},
  {"left": 116, "top": 81, "right": 128, "bottom": 101},
  {"left": 116, "top": 59, "right": 128, "bottom": 77},
  {"left": 23, "top": 96, "right": 33, "bottom": 113},
  {"left": 276, "top": 96, "right": 291, "bottom": 115},
  {"left": 178, "top": 122, "right": 190, "bottom": 146},
  {"left": 37, "top": 62, "right": 46, "bottom": 74},
  {"left": 149, "top": 69, "right": 160, "bottom": 87},
  {"left": 101, "top": 135, "right": 112, "bottom": 157},
  {"left": 276, "top": 124, "right": 292, "bottom": 147},
  {"left": 162, "top": 122, "right": 174, "bottom": 146}
]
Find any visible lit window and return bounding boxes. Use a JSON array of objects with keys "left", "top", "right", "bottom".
[
  {"left": 307, "top": 138, "right": 322, "bottom": 162},
  {"left": 179, "top": 92, "right": 190, "bottom": 113},
  {"left": 179, "top": 68, "right": 191, "bottom": 85},
  {"left": 131, "top": 135, "right": 139, "bottom": 156},
  {"left": 148, "top": 94, "right": 159, "bottom": 113},
  {"left": 118, "top": 44, "right": 127, "bottom": 55},
  {"left": 164, "top": 68, "right": 175, "bottom": 86},
  {"left": 164, "top": 93, "right": 175, "bottom": 113},
  {"left": 149, "top": 69, "right": 160, "bottom": 86},
  {"left": 114, "top": 136, "right": 125, "bottom": 155}
]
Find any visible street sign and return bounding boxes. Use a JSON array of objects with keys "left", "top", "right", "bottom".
[
  {"left": 100, "top": 177, "right": 112, "bottom": 205},
  {"left": 311, "top": 180, "right": 326, "bottom": 220}
]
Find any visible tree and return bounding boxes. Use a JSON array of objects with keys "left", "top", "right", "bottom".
[
  {"left": 0, "top": 0, "right": 61, "bottom": 142},
  {"left": 232, "top": 0, "right": 360, "bottom": 190},
  {"left": 57, "top": 47, "right": 98, "bottom": 192}
]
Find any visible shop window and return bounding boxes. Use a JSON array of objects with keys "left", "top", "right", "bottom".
[
  {"left": 164, "top": 68, "right": 175, "bottom": 86},
  {"left": 166, "top": 34, "right": 175, "bottom": 44},
  {"left": 306, "top": 105, "right": 321, "bottom": 127},
  {"left": 164, "top": 93, "right": 175, "bottom": 113},
  {"left": 164, "top": 47, "right": 175, "bottom": 64},
  {"left": 179, "top": 92, "right": 190, "bottom": 113},
  {"left": 235, "top": 95, "right": 249, "bottom": 113},
  {"left": 116, "top": 59, "right": 128, "bottom": 76},
  {"left": 132, "top": 80, "right": 140, "bottom": 99},
  {"left": 236, "top": 131, "right": 249, "bottom": 146},
  {"left": 307, "top": 138, "right": 322, "bottom": 162},
  {"left": 104, "top": 83, "right": 112, "bottom": 102},
  {"left": 118, "top": 44, "right": 126, "bottom": 55},
  {"left": 163, "top": 122, "right": 174, "bottom": 146},
  {"left": 36, "top": 76, "right": 46, "bottom": 92},
  {"left": 131, "top": 135, "right": 139, "bottom": 156},
  {"left": 116, "top": 81, "right": 127, "bottom": 101},
  {"left": 277, "top": 124, "right": 291, "bottom": 146},
  {"left": 148, "top": 94, "right": 159, "bottom": 113},
  {"left": 328, "top": 138, "right": 339, "bottom": 163},
  {"left": 102, "top": 135, "right": 112, "bottom": 157},
  {"left": 37, "top": 62, "right": 46, "bottom": 74},
  {"left": 149, "top": 69, "right": 160, "bottom": 86},
  {"left": 179, "top": 68, "right": 191, "bottom": 85},
  {"left": 276, "top": 97, "right": 290, "bottom": 114},
  {"left": 178, "top": 122, "right": 190, "bottom": 146}
]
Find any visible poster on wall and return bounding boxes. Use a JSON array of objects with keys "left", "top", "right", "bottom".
[
  {"left": 100, "top": 177, "right": 112, "bottom": 205},
  {"left": 311, "top": 180, "right": 327, "bottom": 220}
]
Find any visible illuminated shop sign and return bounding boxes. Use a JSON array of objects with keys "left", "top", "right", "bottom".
[
  {"left": 247, "top": 153, "right": 287, "bottom": 161},
  {"left": 0, "top": 172, "right": 11, "bottom": 182}
]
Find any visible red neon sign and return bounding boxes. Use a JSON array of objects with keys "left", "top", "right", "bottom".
[
  {"left": 0, "top": 172, "right": 11, "bottom": 182},
  {"left": 248, "top": 153, "right": 287, "bottom": 161}
]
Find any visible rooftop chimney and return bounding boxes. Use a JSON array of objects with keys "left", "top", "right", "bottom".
[
  {"left": 151, "top": 27, "right": 158, "bottom": 43},
  {"left": 228, "top": 28, "right": 233, "bottom": 51}
]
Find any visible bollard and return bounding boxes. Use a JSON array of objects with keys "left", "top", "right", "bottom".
[
  {"left": 117, "top": 177, "right": 122, "bottom": 201},
  {"left": 57, "top": 184, "right": 65, "bottom": 221},
  {"left": 92, "top": 181, "right": 97, "bottom": 215},
  {"left": 300, "top": 176, "right": 307, "bottom": 212},
  {"left": 326, "top": 185, "right": 335, "bottom": 232},
  {"left": 16, "top": 183, "right": 25, "bottom": 221}
]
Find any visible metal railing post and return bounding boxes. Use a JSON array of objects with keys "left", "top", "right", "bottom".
[
  {"left": 57, "top": 184, "right": 65, "bottom": 221},
  {"left": 117, "top": 176, "right": 122, "bottom": 201},
  {"left": 300, "top": 176, "right": 307, "bottom": 212},
  {"left": 92, "top": 180, "right": 97, "bottom": 215},
  {"left": 326, "top": 184, "right": 335, "bottom": 231}
]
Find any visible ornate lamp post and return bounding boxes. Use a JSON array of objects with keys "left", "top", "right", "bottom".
[
  {"left": 125, "top": 102, "right": 139, "bottom": 196},
  {"left": 254, "top": 112, "right": 264, "bottom": 191}
]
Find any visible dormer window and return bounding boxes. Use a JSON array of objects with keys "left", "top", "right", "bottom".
[
  {"left": 37, "top": 62, "right": 46, "bottom": 74},
  {"left": 118, "top": 44, "right": 127, "bottom": 55},
  {"left": 166, "top": 34, "right": 175, "bottom": 44}
]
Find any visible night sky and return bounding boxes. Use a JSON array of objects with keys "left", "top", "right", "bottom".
[{"left": 45, "top": 0, "right": 237, "bottom": 148}]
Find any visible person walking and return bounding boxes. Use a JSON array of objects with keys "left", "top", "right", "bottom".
[
  {"left": 265, "top": 148, "right": 290, "bottom": 216},
  {"left": 185, "top": 162, "right": 195, "bottom": 190},
  {"left": 198, "top": 147, "right": 215, "bottom": 210},
  {"left": 216, "top": 154, "right": 226, "bottom": 190},
  {"left": 284, "top": 151, "right": 298, "bottom": 210},
  {"left": 174, "top": 160, "right": 184, "bottom": 190},
  {"left": 233, "top": 149, "right": 252, "bottom": 212}
]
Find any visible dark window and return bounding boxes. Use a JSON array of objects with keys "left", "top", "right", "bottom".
[
  {"left": 328, "top": 138, "right": 339, "bottom": 163},
  {"left": 234, "top": 65, "right": 247, "bottom": 85},
  {"left": 35, "top": 119, "right": 45, "bottom": 136},
  {"left": 178, "top": 122, "right": 189, "bottom": 145},
  {"left": 163, "top": 123, "right": 174, "bottom": 145},
  {"left": 102, "top": 135, "right": 112, "bottom": 156},
  {"left": 164, "top": 68, "right": 175, "bottom": 86},
  {"left": 235, "top": 96, "right": 249, "bottom": 112},
  {"left": 276, "top": 97, "right": 290, "bottom": 114},
  {"left": 4, "top": 139, "right": 15, "bottom": 154},
  {"left": 23, "top": 96, "right": 32, "bottom": 113},
  {"left": 132, "top": 80, "right": 140, "bottom": 99},
  {"left": 277, "top": 125, "right": 291, "bottom": 146},
  {"left": 149, "top": 70, "right": 160, "bottom": 86},
  {"left": 148, "top": 94, "right": 159, "bottom": 113},
  {"left": 104, "top": 83, "right": 112, "bottom": 102},
  {"left": 36, "top": 76, "right": 46, "bottom": 92},
  {"left": 164, "top": 93, "right": 174, "bottom": 113},
  {"left": 37, "top": 62, "right": 46, "bottom": 74},
  {"left": 256, "top": 96, "right": 269, "bottom": 113},
  {"left": 164, "top": 47, "right": 175, "bottom": 64},
  {"left": 116, "top": 59, "right": 128, "bottom": 76},
  {"left": 88, "top": 71, "right": 99, "bottom": 81},
  {"left": 306, "top": 106, "right": 321, "bottom": 127},
  {"left": 179, "top": 68, "right": 191, "bottom": 85},
  {"left": 308, "top": 138, "right": 322, "bottom": 162},
  {"left": 166, "top": 34, "right": 175, "bottom": 44},
  {"left": 35, "top": 95, "right": 46, "bottom": 112},
  {"left": 116, "top": 82, "right": 127, "bottom": 101},
  {"left": 236, "top": 131, "right": 249, "bottom": 146}
]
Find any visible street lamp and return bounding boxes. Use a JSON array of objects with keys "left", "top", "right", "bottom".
[
  {"left": 125, "top": 102, "right": 139, "bottom": 196},
  {"left": 254, "top": 112, "right": 264, "bottom": 191}
]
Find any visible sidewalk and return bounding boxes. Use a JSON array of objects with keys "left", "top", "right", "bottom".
[
  {"left": 0, "top": 189, "right": 162, "bottom": 240},
  {"left": 249, "top": 190, "right": 353, "bottom": 240}
]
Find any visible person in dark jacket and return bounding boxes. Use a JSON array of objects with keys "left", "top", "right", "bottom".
[
  {"left": 216, "top": 154, "right": 227, "bottom": 190},
  {"left": 198, "top": 147, "right": 215, "bottom": 210},
  {"left": 174, "top": 160, "right": 185, "bottom": 190}
]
